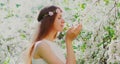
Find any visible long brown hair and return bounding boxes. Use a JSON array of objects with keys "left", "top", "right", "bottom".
[{"left": 27, "top": 5, "right": 62, "bottom": 64}]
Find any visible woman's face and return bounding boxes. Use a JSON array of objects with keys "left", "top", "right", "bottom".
[{"left": 53, "top": 10, "right": 65, "bottom": 32}]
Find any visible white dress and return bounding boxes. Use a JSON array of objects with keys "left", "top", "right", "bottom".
[{"left": 32, "top": 39, "right": 66, "bottom": 64}]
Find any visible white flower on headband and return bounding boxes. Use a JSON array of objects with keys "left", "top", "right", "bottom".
[
  {"left": 56, "top": 9, "right": 61, "bottom": 13},
  {"left": 49, "top": 11, "right": 54, "bottom": 16}
]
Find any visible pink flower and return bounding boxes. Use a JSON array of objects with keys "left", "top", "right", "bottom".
[
  {"left": 56, "top": 9, "right": 61, "bottom": 13},
  {"left": 49, "top": 11, "right": 54, "bottom": 16}
]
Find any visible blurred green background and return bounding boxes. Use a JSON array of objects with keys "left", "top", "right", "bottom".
[{"left": 0, "top": 0, "right": 120, "bottom": 64}]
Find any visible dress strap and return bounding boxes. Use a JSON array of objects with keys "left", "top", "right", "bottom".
[
  {"left": 34, "top": 40, "right": 49, "bottom": 50},
  {"left": 34, "top": 41, "right": 42, "bottom": 48}
]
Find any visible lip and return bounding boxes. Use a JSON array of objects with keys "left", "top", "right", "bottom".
[{"left": 61, "top": 25, "right": 64, "bottom": 27}]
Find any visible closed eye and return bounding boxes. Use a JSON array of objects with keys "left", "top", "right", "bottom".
[{"left": 58, "top": 17, "right": 61, "bottom": 19}]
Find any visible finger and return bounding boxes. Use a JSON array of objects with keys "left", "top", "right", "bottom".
[
  {"left": 75, "top": 24, "right": 82, "bottom": 34},
  {"left": 67, "top": 26, "right": 74, "bottom": 33},
  {"left": 68, "top": 26, "right": 74, "bottom": 30},
  {"left": 78, "top": 23, "right": 82, "bottom": 30},
  {"left": 74, "top": 24, "right": 81, "bottom": 31}
]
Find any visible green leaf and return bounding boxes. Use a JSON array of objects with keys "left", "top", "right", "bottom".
[
  {"left": 4, "top": 10, "right": 14, "bottom": 18},
  {"left": 80, "top": 59, "right": 85, "bottom": 64},
  {"left": 64, "top": 7, "right": 71, "bottom": 11},
  {"left": 104, "top": 26, "right": 115, "bottom": 38},
  {"left": 64, "top": 0, "right": 68, "bottom": 4},
  {"left": 97, "top": 42, "right": 103, "bottom": 47},
  {"left": 20, "top": 33, "right": 26, "bottom": 39},
  {"left": 104, "top": 0, "right": 109, "bottom": 5},
  {"left": 58, "top": 32, "right": 64, "bottom": 39},
  {"left": 3, "top": 57, "right": 10, "bottom": 64},
  {"left": 80, "top": 3, "right": 86, "bottom": 10},
  {"left": 80, "top": 43, "right": 86, "bottom": 52},
  {"left": 73, "top": 46, "right": 77, "bottom": 49},
  {"left": 6, "top": 37, "right": 14, "bottom": 41},
  {"left": 117, "top": 2, "right": 120, "bottom": 7},
  {"left": 0, "top": 3, "right": 5, "bottom": 7},
  {"left": 80, "top": 31, "right": 92, "bottom": 41},
  {"left": 74, "top": 13, "right": 79, "bottom": 19},
  {"left": 37, "top": 5, "right": 43, "bottom": 10},
  {"left": 16, "top": 4, "right": 21, "bottom": 8},
  {"left": 118, "top": 12, "right": 120, "bottom": 18}
]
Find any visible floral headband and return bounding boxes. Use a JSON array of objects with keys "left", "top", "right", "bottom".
[
  {"left": 38, "top": 8, "right": 61, "bottom": 22},
  {"left": 43, "top": 8, "right": 61, "bottom": 17}
]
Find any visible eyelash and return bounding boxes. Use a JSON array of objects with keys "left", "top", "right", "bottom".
[
  {"left": 58, "top": 17, "right": 62, "bottom": 19},
  {"left": 58, "top": 17, "right": 61, "bottom": 19}
]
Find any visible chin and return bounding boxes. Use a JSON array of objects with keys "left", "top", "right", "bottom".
[
  {"left": 58, "top": 29, "right": 63, "bottom": 32},
  {"left": 57, "top": 27, "right": 64, "bottom": 32}
]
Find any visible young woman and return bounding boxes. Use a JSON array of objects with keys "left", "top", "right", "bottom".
[{"left": 27, "top": 5, "right": 82, "bottom": 64}]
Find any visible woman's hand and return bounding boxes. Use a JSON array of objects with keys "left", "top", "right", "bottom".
[
  {"left": 65, "top": 23, "right": 82, "bottom": 42},
  {"left": 65, "top": 23, "right": 82, "bottom": 64}
]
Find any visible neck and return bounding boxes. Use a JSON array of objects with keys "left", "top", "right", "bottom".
[{"left": 44, "top": 29, "right": 58, "bottom": 42}]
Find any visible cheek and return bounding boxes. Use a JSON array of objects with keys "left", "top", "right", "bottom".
[{"left": 54, "top": 21, "right": 63, "bottom": 31}]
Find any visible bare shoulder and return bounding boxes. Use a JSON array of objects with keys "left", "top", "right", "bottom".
[
  {"left": 35, "top": 40, "right": 51, "bottom": 54},
  {"left": 36, "top": 40, "right": 50, "bottom": 50},
  {"left": 35, "top": 40, "right": 64, "bottom": 64},
  {"left": 32, "top": 40, "right": 51, "bottom": 59}
]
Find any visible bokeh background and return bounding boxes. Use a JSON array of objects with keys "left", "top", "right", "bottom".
[{"left": 0, "top": 0, "right": 120, "bottom": 64}]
